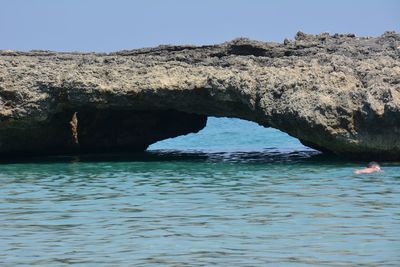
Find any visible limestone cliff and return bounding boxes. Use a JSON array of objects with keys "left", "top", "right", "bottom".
[{"left": 0, "top": 32, "right": 399, "bottom": 159}]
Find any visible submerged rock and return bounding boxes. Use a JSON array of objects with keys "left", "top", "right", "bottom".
[{"left": 0, "top": 32, "right": 399, "bottom": 159}]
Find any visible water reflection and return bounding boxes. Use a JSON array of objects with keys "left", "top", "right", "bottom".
[{"left": 0, "top": 148, "right": 323, "bottom": 164}]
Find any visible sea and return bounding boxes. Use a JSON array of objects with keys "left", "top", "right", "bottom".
[{"left": 1, "top": 117, "right": 399, "bottom": 266}]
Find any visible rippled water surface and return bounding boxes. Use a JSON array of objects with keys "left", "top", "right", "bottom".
[{"left": 1, "top": 118, "right": 400, "bottom": 266}]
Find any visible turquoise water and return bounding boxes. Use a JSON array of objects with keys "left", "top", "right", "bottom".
[
  {"left": 1, "top": 118, "right": 400, "bottom": 266},
  {"left": 149, "top": 117, "right": 306, "bottom": 153}
]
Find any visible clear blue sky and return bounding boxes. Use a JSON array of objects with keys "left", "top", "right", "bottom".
[{"left": 1, "top": 0, "right": 399, "bottom": 52}]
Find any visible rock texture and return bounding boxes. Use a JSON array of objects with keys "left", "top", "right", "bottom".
[{"left": 0, "top": 32, "right": 400, "bottom": 159}]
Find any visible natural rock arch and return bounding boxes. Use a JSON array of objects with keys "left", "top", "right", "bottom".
[{"left": 0, "top": 32, "right": 399, "bottom": 159}]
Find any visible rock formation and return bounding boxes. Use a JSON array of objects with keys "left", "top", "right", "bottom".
[{"left": 0, "top": 32, "right": 399, "bottom": 159}]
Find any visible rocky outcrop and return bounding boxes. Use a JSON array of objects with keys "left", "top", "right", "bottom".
[{"left": 0, "top": 32, "right": 399, "bottom": 159}]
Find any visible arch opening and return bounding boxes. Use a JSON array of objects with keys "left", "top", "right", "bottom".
[{"left": 148, "top": 117, "right": 314, "bottom": 154}]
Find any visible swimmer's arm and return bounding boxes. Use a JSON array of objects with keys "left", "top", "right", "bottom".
[
  {"left": 354, "top": 168, "right": 383, "bottom": 174},
  {"left": 354, "top": 169, "right": 365, "bottom": 174}
]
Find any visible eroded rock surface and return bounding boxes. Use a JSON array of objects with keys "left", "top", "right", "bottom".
[{"left": 0, "top": 32, "right": 399, "bottom": 159}]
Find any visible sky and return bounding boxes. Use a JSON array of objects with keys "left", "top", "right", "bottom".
[{"left": 0, "top": 0, "right": 399, "bottom": 52}]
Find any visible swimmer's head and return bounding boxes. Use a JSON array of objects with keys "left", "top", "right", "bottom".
[{"left": 367, "top": 161, "right": 380, "bottom": 170}]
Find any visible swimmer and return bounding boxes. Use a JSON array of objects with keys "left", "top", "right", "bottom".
[{"left": 354, "top": 162, "right": 383, "bottom": 174}]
